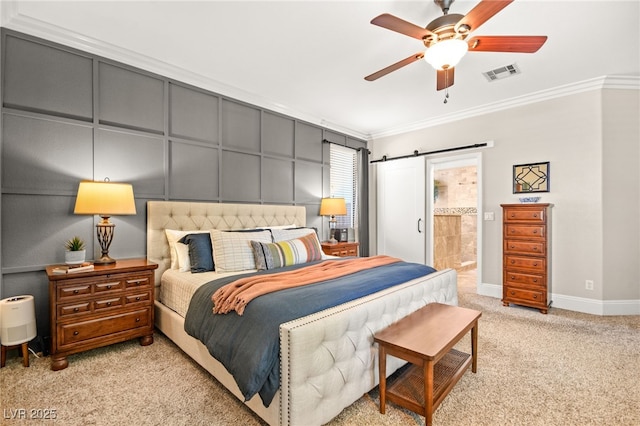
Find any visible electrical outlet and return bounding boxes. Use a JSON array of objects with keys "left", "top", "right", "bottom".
[{"left": 585, "top": 280, "right": 594, "bottom": 290}]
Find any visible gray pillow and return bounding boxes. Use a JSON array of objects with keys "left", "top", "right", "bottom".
[{"left": 179, "top": 233, "right": 214, "bottom": 273}]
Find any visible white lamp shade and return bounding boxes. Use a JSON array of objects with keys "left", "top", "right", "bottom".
[
  {"left": 74, "top": 181, "right": 136, "bottom": 216},
  {"left": 320, "top": 198, "right": 347, "bottom": 216},
  {"left": 424, "top": 39, "right": 469, "bottom": 70},
  {"left": 0, "top": 295, "right": 37, "bottom": 346}
]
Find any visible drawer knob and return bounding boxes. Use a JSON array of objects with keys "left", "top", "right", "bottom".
[
  {"left": 533, "top": 214, "right": 538, "bottom": 218},
  {"left": 107, "top": 285, "right": 112, "bottom": 289},
  {"left": 73, "top": 331, "right": 79, "bottom": 336},
  {"left": 533, "top": 279, "right": 538, "bottom": 283},
  {"left": 533, "top": 262, "right": 538, "bottom": 266},
  {"left": 533, "top": 295, "right": 538, "bottom": 299},
  {"left": 510, "top": 260, "right": 515, "bottom": 264},
  {"left": 106, "top": 302, "right": 112, "bottom": 306},
  {"left": 73, "top": 289, "right": 79, "bottom": 294},
  {"left": 135, "top": 318, "right": 140, "bottom": 322},
  {"left": 136, "top": 297, "right": 141, "bottom": 301},
  {"left": 73, "top": 307, "right": 79, "bottom": 312},
  {"left": 510, "top": 291, "right": 515, "bottom": 296},
  {"left": 533, "top": 247, "right": 538, "bottom": 251}
]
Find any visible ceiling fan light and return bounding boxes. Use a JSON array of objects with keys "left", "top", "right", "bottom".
[{"left": 424, "top": 39, "right": 468, "bottom": 70}]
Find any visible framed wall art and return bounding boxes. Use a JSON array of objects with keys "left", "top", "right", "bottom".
[{"left": 513, "top": 161, "right": 550, "bottom": 193}]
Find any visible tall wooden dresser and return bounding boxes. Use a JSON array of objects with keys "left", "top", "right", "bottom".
[{"left": 501, "top": 204, "right": 552, "bottom": 314}]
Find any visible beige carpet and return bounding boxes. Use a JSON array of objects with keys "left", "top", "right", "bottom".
[{"left": 1, "top": 271, "right": 638, "bottom": 425}]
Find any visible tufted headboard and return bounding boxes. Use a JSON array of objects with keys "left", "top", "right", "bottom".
[{"left": 146, "top": 201, "right": 306, "bottom": 287}]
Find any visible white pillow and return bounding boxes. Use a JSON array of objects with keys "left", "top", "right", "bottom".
[
  {"left": 165, "top": 229, "right": 210, "bottom": 270},
  {"left": 271, "top": 227, "right": 316, "bottom": 242},
  {"left": 210, "top": 229, "right": 272, "bottom": 273},
  {"left": 175, "top": 242, "right": 191, "bottom": 272}
]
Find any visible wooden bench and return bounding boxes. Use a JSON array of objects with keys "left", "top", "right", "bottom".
[{"left": 373, "top": 302, "right": 481, "bottom": 426}]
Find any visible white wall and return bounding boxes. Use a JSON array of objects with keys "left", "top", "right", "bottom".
[{"left": 370, "top": 88, "right": 640, "bottom": 315}]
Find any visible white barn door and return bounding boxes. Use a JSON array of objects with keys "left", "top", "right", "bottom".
[{"left": 376, "top": 157, "right": 426, "bottom": 264}]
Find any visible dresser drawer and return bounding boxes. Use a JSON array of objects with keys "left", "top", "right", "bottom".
[
  {"left": 504, "top": 255, "right": 546, "bottom": 272},
  {"left": 59, "top": 307, "right": 151, "bottom": 346},
  {"left": 58, "top": 284, "right": 92, "bottom": 300},
  {"left": 125, "top": 274, "right": 152, "bottom": 289},
  {"left": 505, "top": 224, "right": 545, "bottom": 239},
  {"left": 94, "top": 296, "right": 124, "bottom": 311},
  {"left": 503, "top": 207, "right": 546, "bottom": 223},
  {"left": 504, "top": 240, "right": 546, "bottom": 255},
  {"left": 503, "top": 286, "right": 545, "bottom": 304},
  {"left": 504, "top": 270, "right": 546, "bottom": 287},
  {"left": 125, "top": 291, "right": 151, "bottom": 305},
  {"left": 58, "top": 302, "right": 91, "bottom": 318}
]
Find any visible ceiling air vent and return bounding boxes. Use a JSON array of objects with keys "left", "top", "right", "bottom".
[{"left": 482, "top": 63, "right": 521, "bottom": 82}]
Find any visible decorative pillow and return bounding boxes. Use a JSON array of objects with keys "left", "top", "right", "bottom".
[
  {"left": 165, "top": 229, "right": 209, "bottom": 269},
  {"left": 271, "top": 227, "right": 317, "bottom": 242},
  {"left": 210, "top": 229, "right": 272, "bottom": 273},
  {"left": 251, "top": 232, "right": 323, "bottom": 271},
  {"left": 179, "top": 233, "right": 214, "bottom": 273},
  {"left": 175, "top": 241, "right": 191, "bottom": 272}
]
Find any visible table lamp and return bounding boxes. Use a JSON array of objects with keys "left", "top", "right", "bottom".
[
  {"left": 74, "top": 179, "right": 136, "bottom": 264},
  {"left": 320, "top": 197, "right": 346, "bottom": 243}
]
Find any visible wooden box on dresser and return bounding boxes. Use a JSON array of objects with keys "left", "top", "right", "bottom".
[
  {"left": 46, "top": 258, "right": 158, "bottom": 370},
  {"left": 501, "top": 204, "right": 552, "bottom": 314}
]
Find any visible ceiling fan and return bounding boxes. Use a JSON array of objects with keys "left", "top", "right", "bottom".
[{"left": 365, "top": 0, "right": 547, "bottom": 93}]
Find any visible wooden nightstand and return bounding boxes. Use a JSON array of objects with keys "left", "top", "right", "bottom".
[
  {"left": 321, "top": 241, "right": 359, "bottom": 257},
  {"left": 46, "top": 258, "right": 158, "bottom": 371}
]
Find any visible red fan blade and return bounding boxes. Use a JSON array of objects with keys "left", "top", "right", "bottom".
[
  {"left": 455, "top": 0, "right": 514, "bottom": 33},
  {"left": 468, "top": 35, "right": 547, "bottom": 53},
  {"left": 436, "top": 67, "right": 455, "bottom": 91},
  {"left": 371, "top": 13, "right": 434, "bottom": 40},
  {"left": 365, "top": 53, "right": 425, "bottom": 81}
]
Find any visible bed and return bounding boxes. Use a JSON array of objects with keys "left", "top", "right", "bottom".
[{"left": 147, "top": 201, "right": 458, "bottom": 426}]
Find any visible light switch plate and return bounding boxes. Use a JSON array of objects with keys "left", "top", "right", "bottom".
[{"left": 484, "top": 212, "right": 495, "bottom": 221}]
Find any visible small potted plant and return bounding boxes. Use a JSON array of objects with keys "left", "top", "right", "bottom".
[{"left": 64, "top": 236, "right": 86, "bottom": 265}]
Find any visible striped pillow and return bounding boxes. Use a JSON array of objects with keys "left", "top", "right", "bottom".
[{"left": 251, "top": 232, "right": 323, "bottom": 271}]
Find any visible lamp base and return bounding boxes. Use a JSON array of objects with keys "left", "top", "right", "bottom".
[{"left": 94, "top": 254, "right": 116, "bottom": 265}]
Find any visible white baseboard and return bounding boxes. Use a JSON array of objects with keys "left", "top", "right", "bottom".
[{"left": 477, "top": 283, "right": 640, "bottom": 316}]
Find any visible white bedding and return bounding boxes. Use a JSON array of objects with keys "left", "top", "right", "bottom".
[{"left": 160, "top": 269, "right": 252, "bottom": 317}]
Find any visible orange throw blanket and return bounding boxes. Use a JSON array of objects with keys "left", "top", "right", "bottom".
[{"left": 212, "top": 255, "right": 401, "bottom": 315}]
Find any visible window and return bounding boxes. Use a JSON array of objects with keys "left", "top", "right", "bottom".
[{"left": 329, "top": 144, "right": 359, "bottom": 232}]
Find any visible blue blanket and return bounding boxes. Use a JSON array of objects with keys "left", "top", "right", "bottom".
[{"left": 184, "top": 259, "right": 436, "bottom": 406}]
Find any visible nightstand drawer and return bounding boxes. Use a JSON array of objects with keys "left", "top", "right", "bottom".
[
  {"left": 59, "top": 307, "right": 151, "bottom": 346},
  {"left": 59, "top": 302, "right": 91, "bottom": 318},
  {"left": 125, "top": 275, "right": 152, "bottom": 289},
  {"left": 58, "top": 285, "right": 92, "bottom": 300},
  {"left": 94, "top": 296, "right": 124, "bottom": 311},
  {"left": 125, "top": 292, "right": 151, "bottom": 305}
]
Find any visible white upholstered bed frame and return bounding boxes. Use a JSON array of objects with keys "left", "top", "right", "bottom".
[{"left": 147, "top": 201, "right": 458, "bottom": 425}]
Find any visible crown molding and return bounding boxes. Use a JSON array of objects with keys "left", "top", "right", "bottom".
[
  {"left": 1, "top": 4, "right": 370, "bottom": 141},
  {"left": 370, "top": 75, "right": 640, "bottom": 140},
  {"left": 2, "top": 2, "right": 637, "bottom": 143}
]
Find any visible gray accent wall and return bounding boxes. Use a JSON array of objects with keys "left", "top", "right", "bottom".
[{"left": 0, "top": 29, "right": 367, "bottom": 346}]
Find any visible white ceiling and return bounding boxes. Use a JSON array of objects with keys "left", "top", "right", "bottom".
[{"left": 2, "top": 1, "right": 639, "bottom": 140}]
